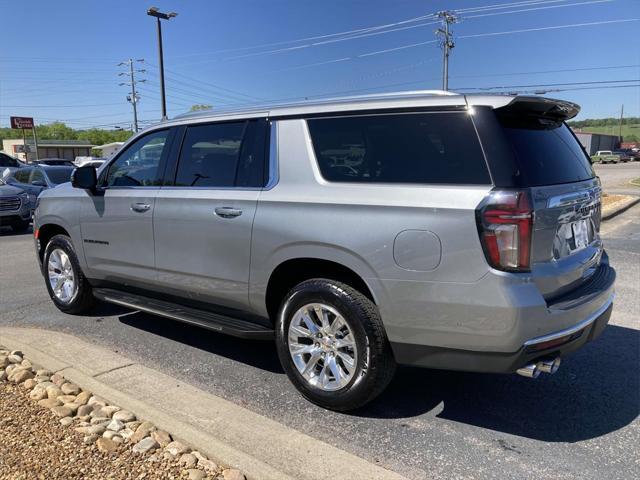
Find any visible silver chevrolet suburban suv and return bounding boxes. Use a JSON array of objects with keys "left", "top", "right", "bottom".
[{"left": 33, "top": 91, "right": 615, "bottom": 411}]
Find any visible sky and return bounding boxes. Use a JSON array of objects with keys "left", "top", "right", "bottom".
[{"left": 0, "top": 0, "right": 639, "bottom": 131}]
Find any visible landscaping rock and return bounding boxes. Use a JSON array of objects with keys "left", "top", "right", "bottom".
[
  {"left": 23, "top": 378, "right": 37, "bottom": 390},
  {"left": 50, "top": 405, "right": 73, "bottom": 418},
  {"left": 38, "top": 398, "right": 62, "bottom": 409},
  {"left": 193, "top": 452, "right": 218, "bottom": 473},
  {"left": 46, "top": 385, "right": 63, "bottom": 399},
  {"left": 87, "top": 424, "right": 107, "bottom": 435},
  {"left": 77, "top": 404, "right": 93, "bottom": 417},
  {"left": 112, "top": 410, "right": 136, "bottom": 423},
  {"left": 96, "top": 437, "right": 118, "bottom": 453},
  {"left": 7, "top": 352, "right": 23, "bottom": 364},
  {"left": 0, "top": 356, "right": 9, "bottom": 368},
  {"left": 75, "top": 390, "right": 92, "bottom": 405},
  {"left": 186, "top": 469, "right": 205, "bottom": 480},
  {"left": 29, "top": 386, "right": 48, "bottom": 401},
  {"left": 132, "top": 437, "right": 159, "bottom": 454},
  {"left": 179, "top": 453, "right": 198, "bottom": 468},
  {"left": 51, "top": 373, "right": 65, "bottom": 386},
  {"left": 61, "top": 382, "right": 81, "bottom": 395},
  {"left": 222, "top": 469, "right": 246, "bottom": 480},
  {"left": 151, "top": 429, "right": 172, "bottom": 448},
  {"left": 36, "top": 369, "right": 53, "bottom": 377},
  {"left": 165, "top": 440, "right": 189, "bottom": 457},
  {"left": 130, "top": 421, "right": 156, "bottom": 444},
  {"left": 83, "top": 433, "right": 99, "bottom": 445},
  {"left": 62, "top": 402, "right": 80, "bottom": 414},
  {"left": 59, "top": 417, "right": 74, "bottom": 427},
  {"left": 0, "top": 369, "right": 6, "bottom": 382},
  {"left": 57, "top": 394, "right": 77, "bottom": 404},
  {"left": 107, "top": 418, "right": 125, "bottom": 432},
  {"left": 90, "top": 417, "right": 110, "bottom": 425},
  {"left": 11, "top": 369, "right": 34, "bottom": 384}
]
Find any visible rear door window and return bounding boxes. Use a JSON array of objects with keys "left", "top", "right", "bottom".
[
  {"left": 307, "top": 112, "right": 491, "bottom": 185},
  {"left": 174, "top": 119, "right": 267, "bottom": 188},
  {"left": 497, "top": 116, "right": 595, "bottom": 186}
]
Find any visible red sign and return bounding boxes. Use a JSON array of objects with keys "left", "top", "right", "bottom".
[{"left": 10, "top": 116, "right": 34, "bottom": 129}]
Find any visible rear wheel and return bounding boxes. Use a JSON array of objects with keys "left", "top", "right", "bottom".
[
  {"left": 276, "top": 279, "right": 395, "bottom": 411},
  {"left": 43, "top": 234, "right": 95, "bottom": 314}
]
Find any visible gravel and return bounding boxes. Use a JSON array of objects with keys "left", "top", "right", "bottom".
[
  {"left": 0, "top": 382, "right": 193, "bottom": 479},
  {"left": 0, "top": 349, "right": 246, "bottom": 480}
]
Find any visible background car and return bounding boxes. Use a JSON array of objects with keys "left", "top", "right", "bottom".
[
  {"left": 591, "top": 150, "right": 620, "bottom": 164},
  {"left": 0, "top": 176, "right": 31, "bottom": 232},
  {"left": 612, "top": 149, "right": 632, "bottom": 162},
  {"left": 32, "top": 158, "right": 76, "bottom": 167},
  {"left": 6, "top": 165, "right": 74, "bottom": 210}
]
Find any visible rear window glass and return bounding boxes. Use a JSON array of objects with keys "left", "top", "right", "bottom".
[
  {"left": 498, "top": 116, "right": 594, "bottom": 186},
  {"left": 307, "top": 112, "right": 491, "bottom": 185}
]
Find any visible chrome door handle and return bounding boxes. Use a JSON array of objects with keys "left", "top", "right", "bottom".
[
  {"left": 130, "top": 203, "right": 151, "bottom": 213},
  {"left": 215, "top": 207, "right": 242, "bottom": 218}
]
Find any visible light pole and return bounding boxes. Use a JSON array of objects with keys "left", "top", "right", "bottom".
[{"left": 147, "top": 6, "right": 177, "bottom": 120}]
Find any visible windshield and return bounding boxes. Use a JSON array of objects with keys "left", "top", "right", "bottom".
[
  {"left": 497, "top": 116, "right": 595, "bottom": 186},
  {"left": 45, "top": 167, "right": 74, "bottom": 185}
]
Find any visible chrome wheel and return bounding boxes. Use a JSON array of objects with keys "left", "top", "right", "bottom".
[
  {"left": 288, "top": 303, "right": 358, "bottom": 391},
  {"left": 47, "top": 248, "right": 77, "bottom": 304}
]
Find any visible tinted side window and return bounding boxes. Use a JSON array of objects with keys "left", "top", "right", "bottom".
[
  {"left": 30, "top": 169, "right": 45, "bottom": 184},
  {"left": 175, "top": 122, "right": 246, "bottom": 187},
  {"left": 14, "top": 168, "right": 32, "bottom": 184},
  {"left": 0, "top": 154, "right": 19, "bottom": 167},
  {"left": 307, "top": 112, "right": 491, "bottom": 185},
  {"left": 106, "top": 130, "right": 169, "bottom": 187}
]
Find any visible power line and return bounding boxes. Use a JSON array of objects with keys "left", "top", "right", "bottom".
[{"left": 463, "top": 0, "right": 613, "bottom": 19}]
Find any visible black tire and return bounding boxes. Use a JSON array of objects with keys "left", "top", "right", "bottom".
[
  {"left": 10, "top": 220, "right": 30, "bottom": 233},
  {"left": 43, "top": 234, "right": 95, "bottom": 314},
  {"left": 276, "top": 279, "right": 396, "bottom": 411}
]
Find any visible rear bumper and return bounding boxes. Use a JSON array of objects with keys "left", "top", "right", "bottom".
[{"left": 391, "top": 295, "right": 613, "bottom": 373}]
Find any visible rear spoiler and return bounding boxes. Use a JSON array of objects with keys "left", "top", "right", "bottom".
[{"left": 495, "top": 96, "right": 580, "bottom": 121}]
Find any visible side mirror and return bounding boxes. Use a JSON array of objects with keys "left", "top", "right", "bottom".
[
  {"left": 31, "top": 180, "right": 47, "bottom": 187},
  {"left": 71, "top": 165, "right": 97, "bottom": 193}
]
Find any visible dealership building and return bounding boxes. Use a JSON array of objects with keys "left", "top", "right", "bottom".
[
  {"left": 1, "top": 138, "right": 93, "bottom": 162},
  {"left": 571, "top": 130, "right": 620, "bottom": 155}
]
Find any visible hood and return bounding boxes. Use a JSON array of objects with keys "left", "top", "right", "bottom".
[{"left": 0, "top": 183, "right": 26, "bottom": 197}]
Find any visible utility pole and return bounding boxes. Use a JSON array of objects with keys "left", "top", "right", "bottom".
[
  {"left": 118, "top": 59, "right": 146, "bottom": 133},
  {"left": 147, "top": 7, "right": 178, "bottom": 121},
  {"left": 618, "top": 104, "right": 624, "bottom": 145},
  {"left": 436, "top": 11, "right": 458, "bottom": 91}
]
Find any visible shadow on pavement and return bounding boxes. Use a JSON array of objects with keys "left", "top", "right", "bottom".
[
  {"left": 118, "top": 311, "right": 283, "bottom": 373},
  {"left": 0, "top": 225, "right": 32, "bottom": 236},
  {"left": 117, "top": 306, "right": 638, "bottom": 442},
  {"left": 358, "top": 324, "right": 639, "bottom": 443}
]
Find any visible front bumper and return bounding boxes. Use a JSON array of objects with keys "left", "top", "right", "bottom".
[{"left": 391, "top": 296, "right": 613, "bottom": 373}]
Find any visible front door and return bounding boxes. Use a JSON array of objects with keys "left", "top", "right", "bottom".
[
  {"left": 79, "top": 129, "right": 172, "bottom": 285},
  {"left": 153, "top": 119, "right": 268, "bottom": 310}
]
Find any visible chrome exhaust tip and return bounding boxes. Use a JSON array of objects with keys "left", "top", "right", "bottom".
[
  {"left": 537, "top": 357, "right": 561, "bottom": 374},
  {"left": 516, "top": 363, "right": 540, "bottom": 378}
]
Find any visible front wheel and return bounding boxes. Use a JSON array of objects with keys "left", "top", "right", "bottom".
[
  {"left": 276, "top": 279, "right": 396, "bottom": 411},
  {"left": 43, "top": 234, "right": 95, "bottom": 314}
]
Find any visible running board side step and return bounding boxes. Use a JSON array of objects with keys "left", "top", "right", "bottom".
[{"left": 93, "top": 288, "right": 274, "bottom": 340}]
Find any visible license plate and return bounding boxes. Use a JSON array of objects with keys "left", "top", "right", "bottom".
[{"left": 572, "top": 219, "right": 589, "bottom": 250}]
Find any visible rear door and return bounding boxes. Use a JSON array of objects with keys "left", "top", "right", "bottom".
[
  {"left": 153, "top": 119, "right": 268, "bottom": 310},
  {"left": 493, "top": 107, "right": 602, "bottom": 299}
]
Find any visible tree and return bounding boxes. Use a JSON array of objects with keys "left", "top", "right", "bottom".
[{"left": 190, "top": 104, "right": 213, "bottom": 112}]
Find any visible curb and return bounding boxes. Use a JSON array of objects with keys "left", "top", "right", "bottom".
[
  {"left": 0, "top": 327, "right": 406, "bottom": 480},
  {"left": 602, "top": 195, "right": 640, "bottom": 221}
]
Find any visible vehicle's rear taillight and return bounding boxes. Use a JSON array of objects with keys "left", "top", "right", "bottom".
[{"left": 477, "top": 190, "right": 533, "bottom": 272}]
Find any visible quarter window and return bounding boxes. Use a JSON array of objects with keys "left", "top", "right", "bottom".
[
  {"left": 307, "top": 112, "right": 491, "bottom": 185},
  {"left": 105, "top": 129, "right": 169, "bottom": 187}
]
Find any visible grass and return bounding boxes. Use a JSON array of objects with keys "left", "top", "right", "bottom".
[
  {"left": 630, "top": 178, "right": 640, "bottom": 187},
  {"left": 577, "top": 123, "right": 640, "bottom": 142}
]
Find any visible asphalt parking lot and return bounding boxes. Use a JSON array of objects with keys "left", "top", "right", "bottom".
[{"left": 0, "top": 170, "right": 638, "bottom": 479}]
